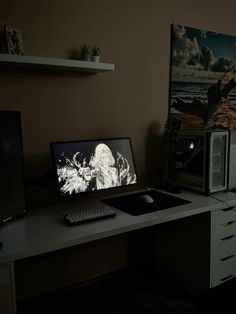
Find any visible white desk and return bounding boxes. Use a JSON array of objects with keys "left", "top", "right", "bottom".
[{"left": 1, "top": 189, "right": 236, "bottom": 314}]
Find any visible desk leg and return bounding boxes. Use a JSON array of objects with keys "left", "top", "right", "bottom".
[
  {"left": 0, "top": 262, "right": 17, "bottom": 314},
  {"left": 11, "top": 263, "right": 17, "bottom": 314}
]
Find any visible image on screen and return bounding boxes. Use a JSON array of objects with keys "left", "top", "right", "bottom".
[{"left": 50, "top": 138, "right": 137, "bottom": 196}]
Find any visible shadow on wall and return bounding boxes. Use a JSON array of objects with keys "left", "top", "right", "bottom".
[
  {"left": 145, "top": 122, "right": 165, "bottom": 188},
  {"left": 24, "top": 153, "right": 57, "bottom": 210}
]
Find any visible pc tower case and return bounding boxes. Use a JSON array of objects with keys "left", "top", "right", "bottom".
[
  {"left": 165, "top": 129, "right": 230, "bottom": 194},
  {"left": 0, "top": 110, "right": 25, "bottom": 224}
]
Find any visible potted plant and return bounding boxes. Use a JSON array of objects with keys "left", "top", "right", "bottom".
[
  {"left": 80, "top": 43, "right": 91, "bottom": 61},
  {"left": 92, "top": 46, "right": 100, "bottom": 62}
]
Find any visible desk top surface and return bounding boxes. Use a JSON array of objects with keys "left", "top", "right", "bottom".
[{"left": 1, "top": 189, "right": 236, "bottom": 264}]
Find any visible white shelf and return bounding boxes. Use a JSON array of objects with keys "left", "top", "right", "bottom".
[{"left": 0, "top": 53, "right": 115, "bottom": 73}]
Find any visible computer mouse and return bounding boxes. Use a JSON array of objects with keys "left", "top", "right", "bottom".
[{"left": 138, "top": 194, "right": 155, "bottom": 204}]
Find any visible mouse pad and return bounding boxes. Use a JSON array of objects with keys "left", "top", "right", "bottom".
[{"left": 102, "top": 190, "right": 191, "bottom": 216}]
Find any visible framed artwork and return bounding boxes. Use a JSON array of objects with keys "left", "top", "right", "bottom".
[
  {"left": 169, "top": 24, "right": 236, "bottom": 130},
  {"left": 0, "top": 25, "right": 24, "bottom": 55}
]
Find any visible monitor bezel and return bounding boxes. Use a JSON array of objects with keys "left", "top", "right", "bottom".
[{"left": 50, "top": 137, "right": 138, "bottom": 198}]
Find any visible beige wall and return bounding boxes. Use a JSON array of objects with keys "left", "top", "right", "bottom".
[{"left": 1, "top": 0, "right": 236, "bottom": 185}]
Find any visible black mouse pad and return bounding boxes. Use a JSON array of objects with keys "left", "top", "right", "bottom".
[{"left": 102, "top": 190, "right": 191, "bottom": 216}]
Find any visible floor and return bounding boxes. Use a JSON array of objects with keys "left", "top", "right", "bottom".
[
  {"left": 18, "top": 268, "right": 236, "bottom": 314},
  {"left": 195, "top": 277, "right": 236, "bottom": 314}
]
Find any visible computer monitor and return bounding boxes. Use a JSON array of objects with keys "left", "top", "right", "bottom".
[{"left": 50, "top": 137, "right": 137, "bottom": 196}]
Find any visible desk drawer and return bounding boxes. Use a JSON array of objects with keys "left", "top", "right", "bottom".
[
  {"left": 0, "top": 264, "right": 11, "bottom": 289},
  {"left": 212, "top": 233, "right": 236, "bottom": 259},
  {"left": 211, "top": 273, "right": 235, "bottom": 288},
  {"left": 211, "top": 254, "right": 236, "bottom": 283},
  {"left": 212, "top": 207, "right": 236, "bottom": 225},
  {"left": 212, "top": 219, "right": 236, "bottom": 240}
]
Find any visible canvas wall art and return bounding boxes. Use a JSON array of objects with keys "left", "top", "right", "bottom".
[
  {"left": 169, "top": 24, "right": 236, "bottom": 130},
  {"left": 0, "top": 25, "right": 24, "bottom": 55}
]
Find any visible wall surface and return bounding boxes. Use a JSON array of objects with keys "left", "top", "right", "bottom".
[
  {"left": 1, "top": 0, "right": 236, "bottom": 300},
  {"left": 1, "top": 0, "right": 236, "bottom": 187}
]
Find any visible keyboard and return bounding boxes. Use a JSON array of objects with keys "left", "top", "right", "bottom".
[{"left": 64, "top": 207, "right": 117, "bottom": 226}]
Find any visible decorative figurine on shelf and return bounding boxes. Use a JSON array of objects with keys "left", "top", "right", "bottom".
[
  {"left": 92, "top": 46, "right": 100, "bottom": 62},
  {"left": 79, "top": 43, "right": 91, "bottom": 61},
  {"left": 0, "top": 25, "right": 24, "bottom": 55}
]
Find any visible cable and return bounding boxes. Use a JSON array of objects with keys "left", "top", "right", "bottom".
[{"left": 52, "top": 195, "right": 65, "bottom": 217}]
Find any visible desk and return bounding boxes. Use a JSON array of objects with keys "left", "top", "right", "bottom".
[{"left": 1, "top": 189, "right": 236, "bottom": 314}]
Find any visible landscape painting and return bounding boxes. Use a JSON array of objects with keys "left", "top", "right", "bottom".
[{"left": 169, "top": 24, "right": 236, "bottom": 130}]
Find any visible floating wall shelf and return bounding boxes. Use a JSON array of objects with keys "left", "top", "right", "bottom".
[{"left": 0, "top": 53, "right": 115, "bottom": 73}]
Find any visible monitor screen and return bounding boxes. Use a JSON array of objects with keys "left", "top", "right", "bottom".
[{"left": 50, "top": 138, "right": 137, "bottom": 196}]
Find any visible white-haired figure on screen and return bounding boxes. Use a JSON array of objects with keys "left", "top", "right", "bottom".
[{"left": 90, "top": 143, "right": 119, "bottom": 189}]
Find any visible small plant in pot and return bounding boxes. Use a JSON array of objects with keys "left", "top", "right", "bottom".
[
  {"left": 80, "top": 43, "right": 91, "bottom": 61},
  {"left": 92, "top": 46, "right": 100, "bottom": 62}
]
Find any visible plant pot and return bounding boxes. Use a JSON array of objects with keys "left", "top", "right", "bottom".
[
  {"left": 92, "top": 55, "right": 100, "bottom": 62},
  {"left": 81, "top": 53, "right": 91, "bottom": 61}
]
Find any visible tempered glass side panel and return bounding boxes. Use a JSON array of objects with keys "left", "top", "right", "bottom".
[
  {"left": 174, "top": 136, "right": 204, "bottom": 176},
  {"left": 168, "top": 135, "right": 205, "bottom": 189}
]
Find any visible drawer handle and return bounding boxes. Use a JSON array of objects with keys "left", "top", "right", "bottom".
[
  {"left": 220, "top": 254, "right": 234, "bottom": 261},
  {"left": 220, "top": 274, "right": 234, "bottom": 282},
  {"left": 223, "top": 220, "right": 236, "bottom": 226},
  {"left": 222, "top": 207, "right": 236, "bottom": 212},
  {"left": 221, "top": 234, "right": 235, "bottom": 241}
]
